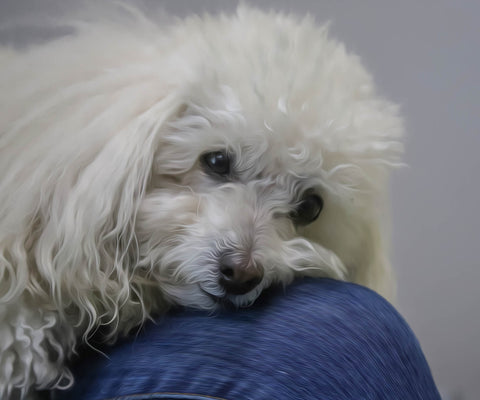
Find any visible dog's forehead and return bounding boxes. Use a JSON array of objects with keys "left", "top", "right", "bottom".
[
  {"left": 179, "top": 83, "right": 342, "bottom": 177},
  {"left": 176, "top": 95, "right": 325, "bottom": 179}
]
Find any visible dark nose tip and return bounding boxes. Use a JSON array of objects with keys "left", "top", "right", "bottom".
[{"left": 219, "top": 255, "right": 264, "bottom": 295}]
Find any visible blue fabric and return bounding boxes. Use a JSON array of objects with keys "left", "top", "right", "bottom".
[{"left": 53, "top": 279, "right": 440, "bottom": 400}]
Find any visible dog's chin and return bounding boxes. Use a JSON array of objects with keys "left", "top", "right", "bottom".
[{"left": 198, "top": 282, "right": 267, "bottom": 309}]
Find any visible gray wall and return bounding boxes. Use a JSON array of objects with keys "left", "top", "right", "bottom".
[{"left": 1, "top": 1, "right": 479, "bottom": 399}]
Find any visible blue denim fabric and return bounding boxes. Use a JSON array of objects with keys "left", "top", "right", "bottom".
[{"left": 53, "top": 279, "right": 440, "bottom": 400}]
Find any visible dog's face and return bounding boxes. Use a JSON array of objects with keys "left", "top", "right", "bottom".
[{"left": 134, "top": 79, "right": 398, "bottom": 309}]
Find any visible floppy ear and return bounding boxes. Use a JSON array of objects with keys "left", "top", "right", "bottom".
[
  {"left": 306, "top": 156, "right": 399, "bottom": 303},
  {"left": 343, "top": 110, "right": 403, "bottom": 303},
  {"left": 33, "top": 93, "right": 185, "bottom": 337},
  {"left": 354, "top": 210, "right": 396, "bottom": 302},
  {"left": 306, "top": 192, "right": 396, "bottom": 303}
]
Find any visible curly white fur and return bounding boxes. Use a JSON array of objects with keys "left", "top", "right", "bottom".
[{"left": 0, "top": 4, "right": 403, "bottom": 398}]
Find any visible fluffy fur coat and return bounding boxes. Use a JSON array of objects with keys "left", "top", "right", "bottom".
[{"left": 0, "top": 4, "right": 403, "bottom": 398}]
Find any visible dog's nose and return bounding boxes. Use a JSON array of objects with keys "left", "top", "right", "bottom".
[{"left": 219, "top": 254, "right": 264, "bottom": 295}]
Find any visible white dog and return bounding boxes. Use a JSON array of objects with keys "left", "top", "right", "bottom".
[{"left": 0, "top": 4, "right": 403, "bottom": 398}]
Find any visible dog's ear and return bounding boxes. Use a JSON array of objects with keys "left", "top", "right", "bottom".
[
  {"left": 36, "top": 93, "right": 186, "bottom": 337},
  {"left": 354, "top": 210, "right": 396, "bottom": 302},
  {"left": 307, "top": 192, "right": 396, "bottom": 302}
]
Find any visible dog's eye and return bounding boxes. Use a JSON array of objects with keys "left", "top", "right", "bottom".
[
  {"left": 201, "top": 151, "right": 230, "bottom": 176},
  {"left": 291, "top": 192, "right": 324, "bottom": 226}
]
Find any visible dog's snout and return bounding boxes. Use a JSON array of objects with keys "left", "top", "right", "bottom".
[{"left": 219, "top": 254, "right": 263, "bottom": 295}]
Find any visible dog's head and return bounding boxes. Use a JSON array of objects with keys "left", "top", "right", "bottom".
[
  {"left": 5, "top": 8, "right": 402, "bottom": 329},
  {"left": 128, "top": 20, "right": 403, "bottom": 308},
  {"left": 97, "top": 11, "right": 404, "bottom": 312}
]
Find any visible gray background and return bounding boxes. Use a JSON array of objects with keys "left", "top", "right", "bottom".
[{"left": 1, "top": 1, "right": 479, "bottom": 399}]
